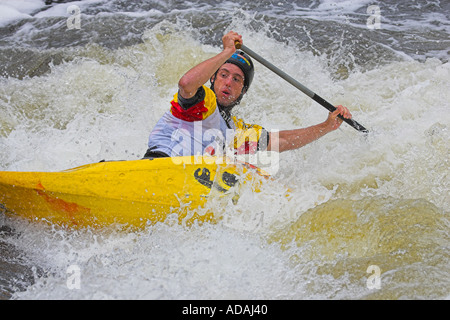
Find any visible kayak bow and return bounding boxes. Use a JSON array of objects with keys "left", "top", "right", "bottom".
[{"left": 0, "top": 156, "right": 267, "bottom": 229}]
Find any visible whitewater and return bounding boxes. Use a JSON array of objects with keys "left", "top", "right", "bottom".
[{"left": 0, "top": 0, "right": 448, "bottom": 300}]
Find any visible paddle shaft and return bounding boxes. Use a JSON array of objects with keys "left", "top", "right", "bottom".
[{"left": 236, "top": 43, "right": 369, "bottom": 133}]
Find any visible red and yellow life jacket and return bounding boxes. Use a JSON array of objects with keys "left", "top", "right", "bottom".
[{"left": 147, "top": 86, "right": 268, "bottom": 157}]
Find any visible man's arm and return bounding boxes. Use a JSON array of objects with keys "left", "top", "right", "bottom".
[
  {"left": 267, "top": 105, "right": 352, "bottom": 152},
  {"left": 178, "top": 31, "right": 242, "bottom": 100}
]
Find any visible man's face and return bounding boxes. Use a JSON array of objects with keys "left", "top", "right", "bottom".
[{"left": 212, "top": 63, "right": 245, "bottom": 107}]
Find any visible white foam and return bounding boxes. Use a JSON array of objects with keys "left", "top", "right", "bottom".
[
  {"left": 0, "top": 0, "right": 45, "bottom": 27},
  {"left": 1, "top": 14, "right": 449, "bottom": 301},
  {"left": 0, "top": 0, "right": 45, "bottom": 14},
  {"left": 34, "top": 0, "right": 104, "bottom": 18},
  {"left": 316, "top": 0, "right": 373, "bottom": 12}
]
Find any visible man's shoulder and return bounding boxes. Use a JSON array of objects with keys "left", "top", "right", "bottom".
[
  {"left": 174, "top": 86, "right": 216, "bottom": 108},
  {"left": 170, "top": 86, "right": 217, "bottom": 122}
]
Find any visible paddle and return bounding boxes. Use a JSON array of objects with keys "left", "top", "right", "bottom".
[{"left": 235, "top": 42, "right": 369, "bottom": 133}]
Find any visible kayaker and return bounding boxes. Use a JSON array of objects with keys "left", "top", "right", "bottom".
[{"left": 144, "top": 31, "right": 352, "bottom": 159}]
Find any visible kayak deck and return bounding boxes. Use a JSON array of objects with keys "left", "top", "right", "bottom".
[{"left": 0, "top": 156, "right": 265, "bottom": 229}]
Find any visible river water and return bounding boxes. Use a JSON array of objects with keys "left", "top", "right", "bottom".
[{"left": 0, "top": 0, "right": 449, "bottom": 300}]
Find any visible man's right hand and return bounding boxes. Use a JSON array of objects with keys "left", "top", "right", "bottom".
[{"left": 222, "top": 31, "right": 242, "bottom": 53}]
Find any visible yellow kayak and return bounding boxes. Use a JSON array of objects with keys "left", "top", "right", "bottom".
[{"left": 0, "top": 156, "right": 267, "bottom": 229}]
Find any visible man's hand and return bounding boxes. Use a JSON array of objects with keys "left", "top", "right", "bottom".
[
  {"left": 222, "top": 31, "right": 242, "bottom": 53},
  {"left": 324, "top": 105, "right": 352, "bottom": 131}
]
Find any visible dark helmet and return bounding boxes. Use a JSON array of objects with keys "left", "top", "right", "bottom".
[{"left": 225, "top": 50, "right": 254, "bottom": 91}]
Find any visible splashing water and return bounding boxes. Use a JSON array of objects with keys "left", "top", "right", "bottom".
[{"left": 0, "top": 0, "right": 449, "bottom": 300}]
